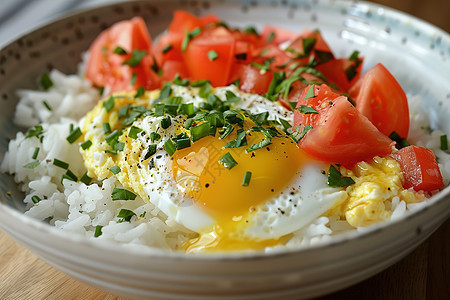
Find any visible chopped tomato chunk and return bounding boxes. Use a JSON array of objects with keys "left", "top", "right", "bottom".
[
  {"left": 390, "top": 146, "right": 444, "bottom": 192},
  {"left": 349, "top": 63, "right": 409, "bottom": 138}
]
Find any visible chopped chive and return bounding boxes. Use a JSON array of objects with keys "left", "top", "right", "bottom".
[
  {"left": 327, "top": 165, "right": 355, "bottom": 187},
  {"left": 103, "top": 96, "right": 115, "bottom": 112},
  {"left": 128, "top": 126, "right": 143, "bottom": 139},
  {"left": 207, "top": 50, "right": 219, "bottom": 61},
  {"left": 24, "top": 161, "right": 40, "bottom": 169},
  {"left": 32, "top": 147, "right": 40, "bottom": 159},
  {"left": 66, "top": 127, "right": 82, "bottom": 144},
  {"left": 42, "top": 100, "right": 52, "bottom": 111},
  {"left": 122, "top": 49, "right": 147, "bottom": 67},
  {"left": 182, "top": 27, "right": 202, "bottom": 51},
  {"left": 113, "top": 46, "right": 127, "bottom": 55},
  {"left": 164, "top": 138, "right": 177, "bottom": 156},
  {"left": 130, "top": 73, "right": 137, "bottom": 86},
  {"left": 110, "top": 165, "right": 121, "bottom": 175},
  {"left": 162, "top": 44, "right": 173, "bottom": 53},
  {"left": 144, "top": 144, "right": 157, "bottom": 160},
  {"left": 225, "top": 90, "right": 241, "bottom": 103},
  {"left": 65, "top": 169, "right": 78, "bottom": 181},
  {"left": 103, "top": 122, "right": 111, "bottom": 134},
  {"left": 139, "top": 211, "right": 147, "bottom": 218},
  {"left": 178, "top": 103, "right": 195, "bottom": 116},
  {"left": 150, "top": 132, "right": 161, "bottom": 142},
  {"left": 298, "top": 105, "right": 319, "bottom": 114},
  {"left": 105, "top": 130, "right": 120, "bottom": 146},
  {"left": 190, "top": 122, "right": 211, "bottom": 142},
  {"left": 440, "top": 134, "right": 448, "bottom": 150},
  {"left": 291, "top": 125, "right": 313, "bottom": 143},
  {"left": 219, "top": 152, "right": 238, "bottom": 170},
  {"left": 94, "top": 225, "right": 103, "bottom": 237},
  {"left": 241, "top": 171, "right": 252, "bottom": 186},
  {"left": 198, "top": 82, "right": 212, "bottom": 99},
  {"left": 246, "top": 138, "right": 271, "bottom": 152},
  {"left": 69, "top": 124, "right": 74, "bottom": 133},
  {"left": 135, "top": 86, "right": 145, "bottom": 98},
  {"left": 112, "top": 188, "right": 137, "bottom": 201},
  {"left": 80, "top": 140, "right": 93, "bottom": 150},
  {"left": 114, "top": 142, "right": 124, "bottom": 152},
  {"left": 160, "top": 116, "right": 171, "bottom": 129},
  {"left": 118, "top": 104, "right": 131, "bottom": 119},
  {"left": 53, "top": 158, "right": 69, "bottom": 169},
  {"left": 244, "top": 26, "right": 258, "bottom": 35},
  {"left": 40, "top": 73, "right": 53, "bottom": 90},
  {"left": 173, "top": 75, "right": 190, "bottom": 86},
  {"left": 31, "top": 195, "right": 42, "bottom": 204},
  {"left": 219, "top": 124, "right": 234, "bottom": 139},
  {"left": 80, "top": 171, "right": 92, "bottom": 185},
  {"left": 26, "top": 125, "right": 45, "bottom": 139},
  {"left": 117, "top": 208, "right": 136, "bottom": 222},
  {"left": 190, "top": 80, "right": 210, "bottom": 87},
  {"left": 175, "top": 138, "right": 191, "bottom": 150}
]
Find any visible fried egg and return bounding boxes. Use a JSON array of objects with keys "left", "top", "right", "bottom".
[
  {"left": 80, "top": 85, "right": 347, "bottom": 251},
  {"left": 80, "top": 85, "right": 419, "bottom": 252}
]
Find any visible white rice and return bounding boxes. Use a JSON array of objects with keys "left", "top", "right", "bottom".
[{"left": 1, "top": 69, "right": 449, "bottom": 253}]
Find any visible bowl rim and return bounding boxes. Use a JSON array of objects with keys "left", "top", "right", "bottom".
[{"left": 0, "top": 0, "right": 449, "bottom": 261}]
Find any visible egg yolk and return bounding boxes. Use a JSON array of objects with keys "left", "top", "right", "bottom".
[{"left": 172, "top": 122, "right": 312, "bottom": 251}]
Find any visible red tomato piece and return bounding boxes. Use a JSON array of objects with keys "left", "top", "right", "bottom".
[
  {"left": 349, "top": 63, "right": 410, "bottom": 138},
  {"left": 169, "top": 10, "right": 204, "bottom": 35},
  {"left": 229, "top": 64, "right": 273, "bottom": 94},
  {"left": 160, "top": 60, "right": 190, "bottom": 82},
  {"left": 316, "top": 57, "right": 363, "bottom": 92},
  {"left": 293, "top": 85, "right": 394, "bottom": 166},
  {"left": 260, "top": 25, "right": 297, "bottom": 45},
  {"left": 85, "top": 17, "right": 159, "bottom": 92},
  {"left": 389, "top": 146, "right": 444, "bottom": 192},
  {"left": 183, "top": 27, "right": 236, "bottom": 86}
]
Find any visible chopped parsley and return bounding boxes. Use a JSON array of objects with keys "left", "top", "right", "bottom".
[
  {"left": 26, "top": 125, "right": 45, "bottom": 140},
  {"left": 266, "top": 31, "right": 275, "bottom": 43},
  {"left": 207, "top": 50, "right": 219, "bottom": 61},
  {"left": 162, "top": 44, "right": 173, "bottom": 53},
  {"left": 298, "top": 105, "right": 318, "bottom": 114},
  {"left": 327, "top": 165, "right": 355, "bottom": 187},
  {"left": 224, "top": 128, "right": 247, "bottom": 148},
  {"left": 303, "top": 84, "right": 316, "bottom": 100},
  {"left": 111, "top": 188, "right": 137, "bottom": 201},
  {"left": 113, "top": 46, "right": 127, "bottom": 55},
  {"left": 128, "top": 126, "right": 142, "bottom": 139},
  {"left": 130, "top": 73, "right": 137, "bottom": 86},
  {"left": 40, "top": 73, "right": 53, "bottom": 90},
  {"left": 117, "top": 209, "right": 136, "bottom": 222},
  {"left": 122, "top": 49, "right": 147, "bottom": 67},
  {"left": 389, "top": 131, "right": 410, "bottom": 149},
  {"left": 94, "top": 225, "right": 103, "bottom": 237},
  {"left": 144, "top": 144, "right": 157, "bottom": 160}
]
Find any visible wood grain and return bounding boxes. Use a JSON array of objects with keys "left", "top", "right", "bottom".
[{"left": 0, "top": 219, "right": 448, "bottom": 299}]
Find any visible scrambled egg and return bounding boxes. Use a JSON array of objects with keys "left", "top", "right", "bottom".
[{"left": 331, "top": 156, "right": 424, "bottom": 227}]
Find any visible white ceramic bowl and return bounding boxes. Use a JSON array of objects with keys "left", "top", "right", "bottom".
[{"left": 0, "top": 1, "right": 449, "bottom": 299}]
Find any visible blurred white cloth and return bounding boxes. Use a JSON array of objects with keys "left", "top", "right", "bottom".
[{"left": 0, "top": 0, "right": 129, "bottom": 48}]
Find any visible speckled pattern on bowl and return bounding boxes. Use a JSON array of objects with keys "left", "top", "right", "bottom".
[{"left": 0, "top": 1, "right": 449, "bottom": 299}]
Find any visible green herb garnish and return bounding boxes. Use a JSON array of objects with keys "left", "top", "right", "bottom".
[
  {"left": 80, "top": 171, "right": 92, "bottom": 185},
  {"left": 66, "top": 127, "right": 82, "bottom": 144},
  {"left": 80, "top": 140, "right": 93, "bottom": 150},
  {"left": 389, "top": 131, "right": 410, "bottom": 149},
  {"left": 110, "top": 165, "right": 121, "bottom": 175},
  {"left": 164, "top": 138, "right": 177, "bottom": 156},
  {"left": 162, "top": 44, "right": 173, "bottom": 53},
  {"left": 440, "top": 134, "right": 448, "bottom": 150},
  {"left": 327, "top": 165, "right": 355, "bottom": 187},
  {"left": 241, "top": 171, "right": 252, "bottom": 186},
  {"left": 111, "top": 188, "right": 137, "bottom": 201},
  {"left": 32, "top": 147, "right": 40, "bottom": 159},
  {"left": 31, "top": 195, "right": 42, "bottom": 204},
  {"left": 103, "top": 96, "right": 115, "bottom": 112},
  {"left": 103, "top": 122, "right": 111, "bottom": 134},
  {"left": 40, "top": 73, "right": 53, "bottom": 90},
  {"left": 190, "top": 122, "right": 211, "bottom": 142},
  {"left": 298, "top": 105, "right": 318, "bottom": 114},
  {"left": 144, "top": 144, "right": 157, "bottom": 160},
  {"left": 94, "top": 225, "right": 103, "bottom": 237},
  {"left": 182, "top": 27, "right": 202, "bottom": 51},
  {"left": 117, "top": 209, "right": 136, "bottom": 222},
  {"left": 113, "top": 46, "right": 127, "bottom": 55},
  {"left": 128, "top": 126, "right": 142, "bottom": 139},
  {"left": 219, "top": 152, "right": 238, "bottom": 170},
  {"left": 23, "top": 161, "right": 40, "bottom": 169},
  {"left": 207, "top": 50, "right": 219, "bottom": 61},
  {"left": 53, "top": 158, "right": 69, "bottom": 169},
  {"left": 122, "top": 49, "right": 147, "bottom": 67}
]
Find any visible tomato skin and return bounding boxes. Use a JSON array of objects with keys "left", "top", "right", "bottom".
[
  {"left": 349, "top": 63, "right": 409, "bottom": 138},
  {"left": 183, "top": 27, "right": 236, "bottom": 86},
  {"left": 230, "top": 64, "right": 273, "bottom": 94},
  {"left": 389, "top": 146, "right": 444, "bottom": 192},
  {"left": 85, "top": 17, "right": 159, "bottom": 92},
  {"left": 316, "top": 58, "right": 363, "bottom": 92},
  {"left": 260, "top": 25, "right": 297, "bottom": 45},
  {"left": 293, "top": 85, "right": 394, "bottom": 166},
  {"left": 160, "top": 60, "right": 189, "bottom": 82}
]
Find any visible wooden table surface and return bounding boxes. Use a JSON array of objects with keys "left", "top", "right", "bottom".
[{"left": 0, "top": 218, "right": 449, "bottom": 299}]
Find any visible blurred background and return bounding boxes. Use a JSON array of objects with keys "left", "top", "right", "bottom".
[{"left": 0, "top": 0, "right": 448, "bottom": 47}]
